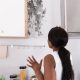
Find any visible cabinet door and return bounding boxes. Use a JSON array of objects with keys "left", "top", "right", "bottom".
[
  {"left": 61, "top": 0, "right": 80, "bottom": 37},
  {"left": 66, "top": 0, "right": 80, "bottom": 32},
  {"left": 0, "top": 0, "right": 28, "bottom": 38}
]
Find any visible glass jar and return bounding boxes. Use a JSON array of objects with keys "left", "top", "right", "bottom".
[
  {"left": 19, "top": 66, "right": 27, "bottom": 80},
  {"left": 10, "top": 74, "right": 18, "bottom": 80},
  {"left": 30, "top": 75, "right": 38, "bottom": 80}
]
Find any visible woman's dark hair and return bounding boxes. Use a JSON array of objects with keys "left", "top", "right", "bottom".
[{"left": 48, "top": 27, "right": 74, "bottom": 80}]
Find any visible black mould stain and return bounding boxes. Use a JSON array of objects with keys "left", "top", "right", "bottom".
[{"left": 27, "top": 0, "right": 46, "bottom": 37}]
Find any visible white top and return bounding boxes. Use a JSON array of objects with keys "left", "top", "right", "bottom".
[
  {"left": 52, "top": 51, "right": 62, "bottom": 80},
  {"left": 41, "top": 49, "right": 73, "bottom": 80},
  {"left": 42, "top": 51, "right": 62, "bottom": 80}
]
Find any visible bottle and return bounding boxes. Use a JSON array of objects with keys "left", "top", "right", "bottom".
[
  {"left": 10, "top": 74, "right": 18, "bottom": 80},
  {"left": 19, "top": 66, "right": 27, "bottom": 80}
]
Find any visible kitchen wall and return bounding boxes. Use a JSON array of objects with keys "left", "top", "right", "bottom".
[{"left": 0, "top": 0, "right": 80, "bottom": 80}]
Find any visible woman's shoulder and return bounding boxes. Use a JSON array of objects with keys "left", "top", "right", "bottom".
[
  {"left": 44, "top": 54, "right": 54, "bottom": 59},
  {"left": 44, "top": 54, "right": 56, "bottom": 68},
  {"left": 44, "top": 51, "right": 58, "bottom": 60}
]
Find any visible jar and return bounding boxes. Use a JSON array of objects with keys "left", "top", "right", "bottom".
[
  {"left": 30, "top": 75, "right": 38, "bottom": 80},
  {"left": 19, "top": 66, "right": 27, "bottom": 80},
  {"left": 10, "top": 74, "right": 18, "bottom": 80}
]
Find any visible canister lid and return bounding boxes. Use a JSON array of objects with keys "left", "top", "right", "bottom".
[
  {"left": 19, "top": 66, "right": 26, "bottom": 69},
  {"left": 10, "top": 74, "right": 17, "bottom": 78}
]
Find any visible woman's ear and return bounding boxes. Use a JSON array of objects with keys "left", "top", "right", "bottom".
[{"left": 48, "top": 40, "right": 53, "bottom": 48}]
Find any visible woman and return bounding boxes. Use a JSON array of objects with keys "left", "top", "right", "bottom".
[{"left": 27, "top": 27, "right": 74, "bottom": 80}]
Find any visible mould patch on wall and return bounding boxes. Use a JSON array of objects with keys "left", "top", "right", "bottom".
[{"left": 27, "top": 0, "right": 46, "bottom": 37}]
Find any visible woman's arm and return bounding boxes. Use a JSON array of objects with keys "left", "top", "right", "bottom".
[
  {"left": 34, "top": 69, "right": 44, "bottom": 80},
  {"left": 44, "top": 54, "right": 56, "bottom": 80},
  {"left": 27, "top": 56, "right": 44, "bottom": 80},
  {"left": 27, "top": 54, "right": 56, "bottom": 80}
]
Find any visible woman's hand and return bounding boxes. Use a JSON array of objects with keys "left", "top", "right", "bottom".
[{"left": 27, "top": 56, "right": 42, "bottom": 72}]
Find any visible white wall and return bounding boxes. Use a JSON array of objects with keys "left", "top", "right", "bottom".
[
  {"left": 0, "top": 0, "right": 80, "bottom": 80},
  {"left": 66, "top": 38, "right": 80, "bottom": 80}
]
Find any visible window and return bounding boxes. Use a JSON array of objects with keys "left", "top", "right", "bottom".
[{"left": 0, "top": 0, "right": 28, "bottom": 38}]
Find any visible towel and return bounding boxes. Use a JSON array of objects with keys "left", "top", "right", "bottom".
[{"left": 0, "top": 46, "right": 8, "bottom": 59}]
